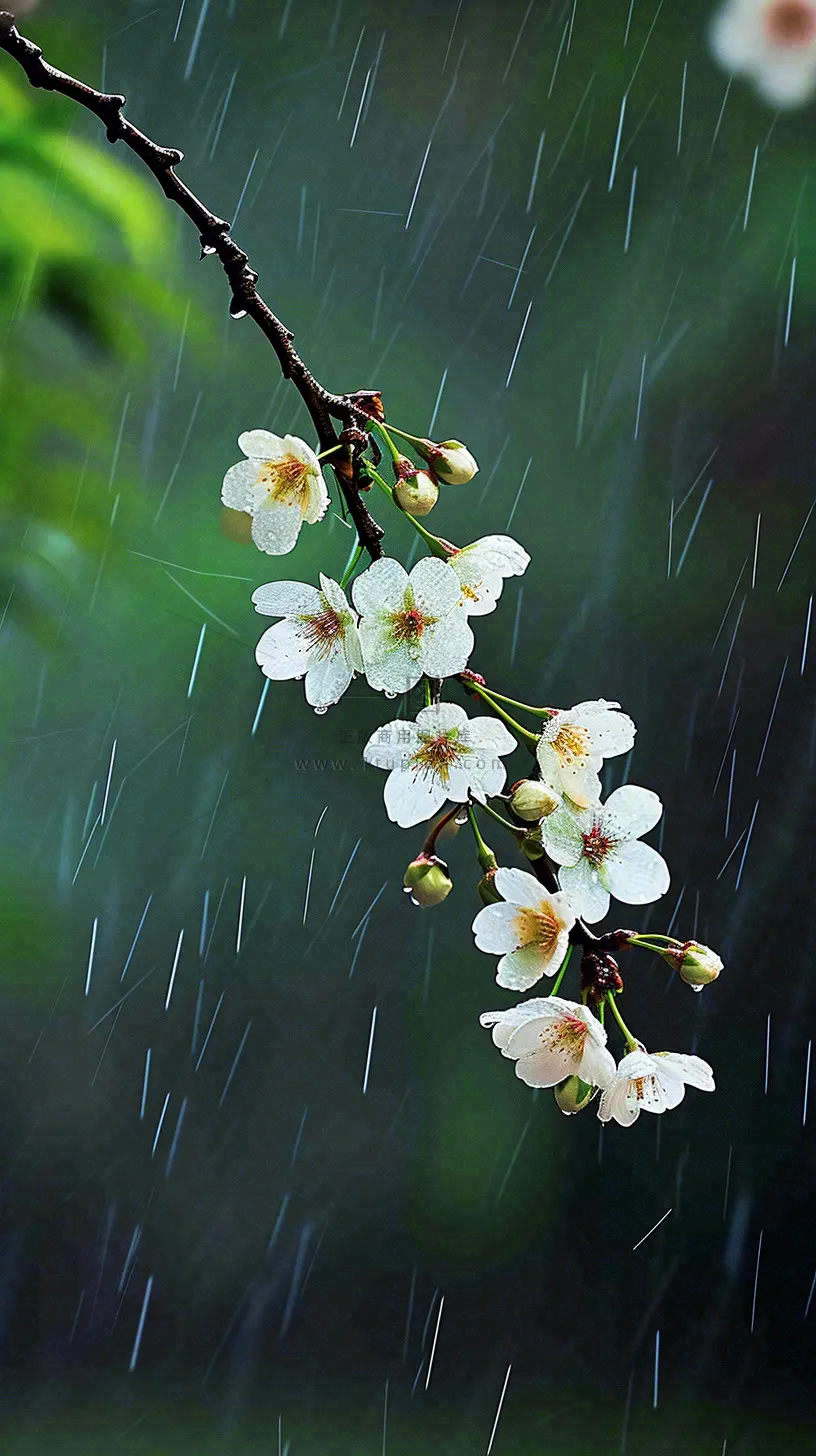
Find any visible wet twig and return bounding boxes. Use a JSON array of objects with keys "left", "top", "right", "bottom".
[{"left": 0, "top": 10, "right": 385, "bottom": 559}]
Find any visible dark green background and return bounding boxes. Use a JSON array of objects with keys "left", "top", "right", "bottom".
[{"left": 0, "top": 0, "right": 814, "bottom": 1449}]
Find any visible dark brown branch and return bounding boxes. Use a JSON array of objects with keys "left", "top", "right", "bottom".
[{"left": 0, "top": 11, "right": 385, "bottom": 559}]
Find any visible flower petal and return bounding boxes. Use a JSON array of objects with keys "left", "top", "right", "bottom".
[
  {"left": 654, "top": 1052, "right": 715, "bottom": 1092},
  {"left": 471, "top": 534, "right": 530, "bottom": 577},
  {"left": 473, "top": 900, "right": 522, "bottom": 954},
  {"left": 580, "top": 1039, "right": 617, "bottom": 1091},
  {"left": 515, "top": 1043, "right": 580, "bottom": 1089},
  {"left": 221, "top": 458, "right": 257, "bottom": 511},
  {"left": 558, "top": 859, "right": 610, "bottom": 923},
  {"left": 466, "top": 716, "right": 518, "bottom": 757},
  {"left": 238, "top": 428, "right": 290, "bottom": 460},
  {"left": 492, "top": 866, "right": 550, "bottom": 908},
  {"left": 305, "top": 651, "right": 353, "bottom": 709},
  {"left": 352, "top": 557, "right": 409, "bottom": 616},
  {"left": 570, "top": 700, "right": 636, "bottom": 756},
  {"left": 602, "top": 784, "right": 663, "bottom": 840},
  {"left": 250, "top": 501, "right": 303, "bottom": 555},
  {"left": 363, "top": 719, "right": 420, "bottom": 771},
  {"left": 383, "top": 764, "right": 447, "bottom": 828},
  {"left": 415, "top": 702, "right": 469, "bottom": 736},
  {"left": 479, "top": 998, "right": 556, "bottom": 1054},
  {"left": 345, "top": 622, "right": 365, "bottom": 674},
  {"left": 496, "top": 933, "right": 570, "bottom": 991},
  {"left": 303, "top": 468, "right": 330, "bottom": 524},
  {"left": 601, "top": 839, "right": 670, "bottom": 906},
  {"left": 597, "top": 1079, "right": 642, "bottom": 1126},
  {"left": 360, "top": 630, "right": 423, "bottom": 694},
  {"left": 409, "top": 556, "right": 461, "bottom": 616},
  {"left": 251, "top": 581, "right": 322, "bottom": 617},
  {"left": 255, "top": 620, "right": 313, "bottom": 679},
  {"left": 541, "top": 802, "right": 587, "bottom": 866},
  {"left": 466, "top": 752, "right": 509, "bottom": 803},
  {"left": 420, "top": 611, "right": 474, "bottom": 679}
]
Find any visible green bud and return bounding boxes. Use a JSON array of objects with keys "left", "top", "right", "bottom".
[
  {"left": 394, "top": 468, "right": 439, "bottom": 517},
  {"left": 403, "top": 854, "right": 453, "bottom": 907},
  {"left": 415, "top": 438, "right": 479, "bottom": 486},
  {"left": 477, "top": 866, "right": 502, "bottom": 905},
  {"left": 509, "top": 779, "right": 560, "bottom": 822},
  {"left": 554, "top": 1077, "right": 594, "bottom": 1115},
  {"left": 676, "top": 941, "right": 723, "bottom": 990}
]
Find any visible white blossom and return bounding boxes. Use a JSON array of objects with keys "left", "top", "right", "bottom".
[
  {"left": 710, "top": 0, "right": 816, "bottom": 107},
  {"left": 472, "top": 867, "right": 575, "bottom": 991},
  {"left": 221, "top": 430, "right": 329, "bottom": 555},
  {"left": 363, "top": 701, "right": 516, "bottom": 829},
  {"left": 447, "top": 535, "right": 530, "bottom": 617},
  {"left": 352, "top": 556, "right": 474, "bottom": 695},
  {"left": 480, "top": 996, "right": 616, "bottom": 1090},
  {"left": 252, "top": 574, "right": 362, "bottom": 709},
  {"left": 535, "top": 699, "right": 635, "bottom": 809},
  {"left": 541, "top": 784, "right": 669, "bottom": 924},
  {"left": 597, "top": 1049, "right": 715, "bottom": 1127}
]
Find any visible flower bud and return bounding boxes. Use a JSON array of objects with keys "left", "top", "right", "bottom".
[
  {"left": 509, "top": 779, "right": 560, "bottom": 822},
  {"left": 415, "top": 438, "right": 479, "bottom": 486},
  {"left": 554, "top": 1076, "right": 594, "bottom": 1115},
  {"left": 676, "top": 941, "right": 723, "bottom": 990},
  {"left": 393, "top": 462, "right": 439, "bottom": 517},
  {"left": 477, "top": 865, "right": 502, "bottom": 905},
  {"left": 403, "top": 853, "right": 452, "bottom": 907}
]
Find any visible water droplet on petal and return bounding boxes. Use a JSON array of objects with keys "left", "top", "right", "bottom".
[
  {"left": 294, "top": 674, "right": 305, "bottom": 682},
  {"left": 690, "top": 983, "right": 704, "bottom": 994},
  {"left": 384, "top": 689, "right": 397, "bottom": 700},
  {"left": 402, "top": 885, "right": 413, "bottom": 895},
  {"left": 314, "top": 705, "right": 329, "bottom": 715}
]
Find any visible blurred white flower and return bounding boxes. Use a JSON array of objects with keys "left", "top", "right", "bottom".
[
  {"left": 541, "top": 784, "right": 669, "bottom": 924},
  {"left": 222, "top": 430, "right": 329, "bottom": 555},
  {"left": 448, "top": 534, "right": 530, "bottom": 617},
  {"left": 472, "top": 867, "right": 575, "bottom": 991},
  {"left": 363, "top": 701, "right": 516, "bottom": 829},
  {"left": 352, "top": 556, "right": 474, "bottom": 694},
  {"left": 480, "top": 996, "right": 616, "bottom": 1090},
  {"left": 710, "top": 0, "right": 816, "bottom": 107},
  {"left": 597, "top": 1049, "right": 715, "bottom": 1127},
  {"left": 536, "top": 699, "right": 635, "bottom": 809},
  {"left": 252, "top": 574, "right": 362, "bottom": 710}
]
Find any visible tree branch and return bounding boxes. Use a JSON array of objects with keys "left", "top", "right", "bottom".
[{"left": 0, "top": 10, "right": 385, "bottom": 559}]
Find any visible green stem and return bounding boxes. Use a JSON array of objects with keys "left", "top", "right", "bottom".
[
  {"left": 480, "top": 687, "right": 554, "bottom": 718},
  {"left": 423, "top": 676, "right": 432, "bottom": 708},
  {"left": 371, "top": 420, "right": 404, "bottom": 464},
  {"left": 376, "top": 421, "right": 427, "bottom": 448},
  {"left": 317, "top": 443, "right": 344, "bottom": 461},
  {"left": 549, "top": 945, "right": 573, "bottom": 999},
  {"left": 367, "top": 466, "right": 450, "bottom": 559},
  {"left": 479, "top": 798, "right": 523, "bottom": 836},
  {"left": 628, "top": 933, "right": 683, "bottom": 947},
  {"left": 606, "top": 992, "right": 639, "bottom": 1051},
  {"left": 340, "top": 539, "right": 364, "bottom": 589},
  {"left": 467, "top": 804, "right": 497, "bottom": 871},
  {"left": 467, "top": 683, "right": 540, "bottom": 745}
]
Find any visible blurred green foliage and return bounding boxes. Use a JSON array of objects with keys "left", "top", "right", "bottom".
[{"left": 0, "top": 67, "right": 180, "bottom": 636}]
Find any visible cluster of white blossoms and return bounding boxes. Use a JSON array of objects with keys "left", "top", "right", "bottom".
[
  {"left": 710, "top": 0, "right": 816, "bottom": 107},
  {"left": 221, "top": 420, "right": 721, "bottom": 1133}
]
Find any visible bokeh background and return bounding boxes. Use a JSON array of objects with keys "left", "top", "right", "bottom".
[{"left": 0, "top": 0, "right": 815, "bottom": 1450}]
